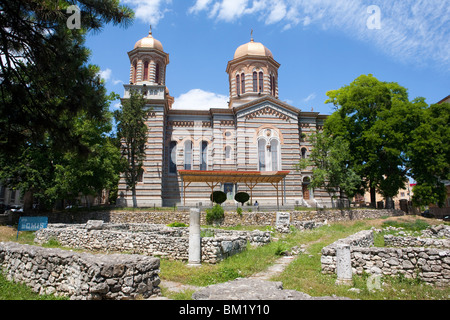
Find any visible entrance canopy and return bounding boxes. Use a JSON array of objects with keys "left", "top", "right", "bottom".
[{"left": 178, "top": 170, "right": 290, "bottom": 207}]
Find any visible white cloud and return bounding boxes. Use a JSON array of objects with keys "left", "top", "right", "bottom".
[
  {"left": 265, "top": 0, "right": 287, "bottom": 25},
  {"left": 98, "top": 68, "right": 112, "bottom": 81},
  {"left": 98, "top": 68, "right": 124, "bottom": 86},
  {"left": 123, "top": 0, "right": 172, "bottom": 25},
  {"left": 187, "top": 0, "right": 450, "bottom": 70},
  {"left": 188, "top": 0, "right": 213, "bottom": 14},
  {"left": 303, "top": 93, "right": 316, "bottom": 102},
  {"left": 172, "top": 89, "right": 228, "bottom": 110}
]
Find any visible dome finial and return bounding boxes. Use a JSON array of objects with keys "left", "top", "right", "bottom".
[
  {"left": 250, "top": 29, "right": 254, "bottom": 42},
  {"left": 149, "top": 25, "right": 152, "bottom": 36}
]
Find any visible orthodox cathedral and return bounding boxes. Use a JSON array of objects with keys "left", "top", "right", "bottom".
[{"left": 117, "top": 29, "right": 331, "bottom": 208}]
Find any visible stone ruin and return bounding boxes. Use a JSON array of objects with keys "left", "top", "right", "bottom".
[
  {"left": 34, "top": 219, "right": 271, "bottom": 264},
  {"left": 321, "top": 224, "right": 450, "bottom": 287}
]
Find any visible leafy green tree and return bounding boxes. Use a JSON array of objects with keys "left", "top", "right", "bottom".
[
  {"left": 407, "top": 102, "right": 450, "bottom": 207},
  {"left": 324, "top": 74, "right": 411, "bottom": 207},
  {"left": 114, "top": 91, "right": 149, "bottom": 208},
  {"left": 0, "top": 1, "right": 133, "bottom": 211},
  {"left": 296, "top": 133, "right": 361, "bottom": 207},
  {"left": 48, "top": 106, "right": 125, "bottom": 208},
  {"left": 324, "top": 74, "right": 449, "bottom": 208},
  {"left": 0, "top": 0, "right": 133, "bottom": 156}
]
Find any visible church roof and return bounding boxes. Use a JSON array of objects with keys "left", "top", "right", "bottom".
[
  {"left": 234, "top": 39, "right": 273, "bottom": 59},
  {"left": 134, "top": 29, "right": 164, "bottom": 52}
]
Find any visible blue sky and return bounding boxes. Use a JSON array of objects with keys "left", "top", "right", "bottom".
[{"left": 86, "top": 0, "right": 450, "bottom": 116}]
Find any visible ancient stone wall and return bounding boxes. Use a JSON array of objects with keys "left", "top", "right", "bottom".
[
  {"left": 34, "top": 222, "right": 270, "bottom": 264},
  {"left": 321, "top": 229, "right": 450, "bottom": 287},
  {"left": 10, "top": 208, "right": 404, "bottom": 226},
  {"left": 0, "top": 242, "right": 161, "bottom": 300}
]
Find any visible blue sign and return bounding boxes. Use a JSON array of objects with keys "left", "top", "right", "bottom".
[{"left": 17, "top": 217, "right": 48, "bottom": 237}]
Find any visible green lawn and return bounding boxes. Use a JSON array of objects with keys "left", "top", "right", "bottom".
[{"left": 1, "top": 215, "right": 449, "bottom": 300}]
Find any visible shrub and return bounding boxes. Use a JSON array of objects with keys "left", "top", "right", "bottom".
[
  {"left": 167, "top": 222, "right": 188, "bottom": 227},
  {"left": 236, "top": 207, "right": 243, "bottom": 216},
  {"left": 206, "top": 204, "right": 225, "bottom": 225},
  {"left": 210, "top": 191, "right": 227, "bottom": 205},
  {"left": 234, "top": 192, "right": 250, "bottom": 206}
]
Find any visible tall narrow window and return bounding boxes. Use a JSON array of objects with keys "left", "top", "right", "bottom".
[
  {"left": 270, "top": 75, "right": 273, "bottom": 95},
  {"left": 225, "top": 146, "right": 231, "bottom": 160},
  {"left": 169, "top": 141, "right": 177, "bottom": 174},
  {"left": 184, "top": 140, "right": 192, "bottom": 170},
  {"left": 271, "top": 140, "right": 279, "bottom": 171},
  {"left": 259, "top": 71, "right": 264, "bottom": 93},
  {"left": 301, "top": 147, "right": 307, "bottom": 159},
  {"left": 143, "top": 61, "right": 149, "bottom": 81},
  {"left": 241, "top": 73, "right": 245, "bottom": 94},
  {"left": 258, "top": 139, "right": 266, "bottom": 171},
  {"left": 155, "top": 63, "right": 160, "bottom": 84},
  {"left": 137, "top": 168, "right": 144, "bottom": 183},
  {"left": 200, "top": 141, "right": 208, "bottom": 170},
  {"left": 272, "top": 75, "right": 276, "bottom": 96},
  {"left": 253, "top": 71, "right": 258, "bottom": 92},
  {"left": 132, "top": 60, "right": 137, "bottom": 83},
  {"left": 270, "top": 75, "right": 276, "bottom": 96},
  {"left": 236, "top": 74, "right": 240, "bottom": 95}
]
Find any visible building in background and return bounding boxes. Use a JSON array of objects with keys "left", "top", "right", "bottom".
[{"left": 116, "top": 30, "right": 332, "bottom": 208}]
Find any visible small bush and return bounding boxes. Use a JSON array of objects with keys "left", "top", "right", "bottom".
[
  {"left": 236, "top": 207, "right": 243, "bottom": 216},
  {"left": 234, "top": 192, "right": 250, "bottom": 205},
  {"left": 206, "top": 204, "right": 225, "bottom": 225},
  {"left": 210, "top": 191, "right": 227, "bottom": 205},
  {"left": 167, "top": 222, "right": 188, "bottom": 227}
]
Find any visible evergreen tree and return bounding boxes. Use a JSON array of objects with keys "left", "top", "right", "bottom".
[{"left": 114, "top": 91, "right": 149, "bottom": 208}]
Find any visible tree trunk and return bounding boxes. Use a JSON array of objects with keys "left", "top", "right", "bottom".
[
  {"left": 132, "top": 187, "right": 137, "bottom": 208},
  {"left": 370, "top": 185, "right": 376, "bottom": 208},
  {"left": 385, "top": 197, "right": 393, "bottom": 209},
  {"left": 23, "top": 190, "right": 34, "bottom": 213}
]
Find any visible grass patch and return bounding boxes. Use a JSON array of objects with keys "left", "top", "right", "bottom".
[
  {"left": 381, "top": 218, "right": 430, "bottom": 232},
  {"left": 0, "top": 271, "right": 68, "bottom": 300}
]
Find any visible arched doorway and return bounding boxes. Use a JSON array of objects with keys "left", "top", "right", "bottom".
[{"left": 302, "top": 177, "right": 310, "bottom": 200}]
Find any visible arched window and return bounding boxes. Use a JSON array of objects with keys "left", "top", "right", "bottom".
[
  {"left": 241, "top": 73, "right": 245, "bottom": 94},
  {"left": 259, "top": 71, "right": 264, "bottom": 93},
  {"left": 143, "top": 61, "right": 149, "bottom": 81},
  {"left": 155, "top": 63, "right": 160, "bottom": 84},
  {"left": 236, "top": 74, "right": 240, "bottom": 95},
  {"left": 253, "top": 71, "right": 258, "bottom": 92},
  {"left": 200, "top": 141, "right": 208, "bottom": 170},
  {"left": 169, "top": 141, "right": 177, "bottom": 174},
  {"left": 271, "top": 139, "right": 279, "bottom": 171},
  {"left": 184, "top": 140, "right": 192, "bottom": 170},
  {"left": 258, "top": 139, "right": 266, "bottom": 171},
  {"left": 301, "top": 147, "right": 307, "bottom": 159},
  {"left": 132, "top": 60, "right": 137, "bottom": 83},
  {"left": 271, "top": 75, "right": 276, "bottom": 96},
  {"left": 225, "top": 146, "right": 231, "bottom": 160}
]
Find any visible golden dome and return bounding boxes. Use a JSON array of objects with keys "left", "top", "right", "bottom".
[
  {"left": 234, "top": 39, "right": 273, "bottom": 59},
  {"left": 134, "top": 30, "right": 164, "bottom": 51}
]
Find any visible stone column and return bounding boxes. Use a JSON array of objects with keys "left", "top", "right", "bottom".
[
  {"left": 188, "top": 208, "right": 201, "bottom": 266},
  {"left": 335, "top": 244, "right": 353, "bottom": 285}
]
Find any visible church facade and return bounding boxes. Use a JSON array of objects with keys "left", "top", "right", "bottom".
[{"left": 117, "top": 30, "right": 331, "bottom": 208}]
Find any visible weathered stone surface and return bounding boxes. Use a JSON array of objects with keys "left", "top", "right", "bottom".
[
  {"left": 192, "top": 278, "right": 352, "bottom": 300},
  {"left": 321, "top": 225, "right": 450, "bottom": 287},
  {"left": 0, "top": 242, "right": 161, "bottom": 300},
  {"left": 35, "top": 222, "right": 270, "bottom": 264}
]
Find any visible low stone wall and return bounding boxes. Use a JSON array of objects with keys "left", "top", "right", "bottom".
[
  {"left": 34, "top": 222, "right": 270, "bottom": 264},
  {"left": 384, "top": 235, "right": 450, "bottom": 249},
  {"left": 321, "top": 229, "right": 450, "bottom": 287},
  {"left": 10, "top": 208, "right": 404, "bottom": 227},
  {"left": 0, "top": 242, "right": 161, "bottom": 300}
]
